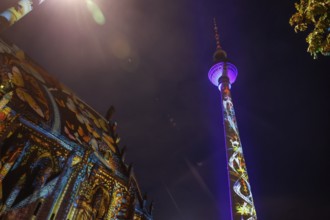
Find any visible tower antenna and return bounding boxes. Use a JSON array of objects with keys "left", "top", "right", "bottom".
[{"left": 213, "top": 17, "right": 222, "bottom": 50}]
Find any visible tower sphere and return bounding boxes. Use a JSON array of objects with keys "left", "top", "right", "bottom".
[{"left": 208, "top": 62, "right": 238, "bottom": 86}]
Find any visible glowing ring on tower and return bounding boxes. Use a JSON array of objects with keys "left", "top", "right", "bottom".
[{"left": 208, "top": 62, "right": 238, "bottom": 86}]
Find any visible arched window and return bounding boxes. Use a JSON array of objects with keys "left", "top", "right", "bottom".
[{"left": 92, "top": 187, "right": 110, "bottom": 219}]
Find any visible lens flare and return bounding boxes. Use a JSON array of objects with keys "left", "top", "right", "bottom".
[{"left": 85, "top": 0, "right": 105, "bottom": 25}]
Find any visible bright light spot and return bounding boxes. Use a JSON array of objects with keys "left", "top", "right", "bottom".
[
  {"left": 85, "top": 0, "right": 105, "bottom": 25},
  {"left": 120, "top": 51, "right": 140, "bottom": 72}
]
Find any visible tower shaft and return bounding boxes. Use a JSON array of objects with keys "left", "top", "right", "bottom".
[
  {"left": 208, "top": 19, "right": 257, "bottom": 219},
  {"left": 219, "top": 73, "right": 257, "bottom": 220}
]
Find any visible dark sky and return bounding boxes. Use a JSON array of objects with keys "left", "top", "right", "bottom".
[{"left": 1, "top": 0, "right": 330, "bottom": 219}]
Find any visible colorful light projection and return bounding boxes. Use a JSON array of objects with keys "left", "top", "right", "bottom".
[
  {"left": 0, "top": 38, "right": 153, "bottom": 220},
  {"left": 208, "top": 61, "right": 257, "bottom": 219},
  {"left": 0, "top": 50, "right": 120, "bottom": 172},
  {"left": 209, "top": 19, "right": 257, "bottom": 219},
  {"left": 0, "top": 0, "right": 47, "bottom": 29},
  {"left": 221, "top": 82, "right": 257, "bottom": 219}
]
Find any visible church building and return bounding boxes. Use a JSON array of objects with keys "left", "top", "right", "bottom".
[{"left": 0, "top": 38, "right": 153, "bottom": 220}]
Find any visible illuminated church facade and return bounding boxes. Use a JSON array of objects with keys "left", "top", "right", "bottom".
[{"left": 0, "top": 38, "right": 153, "bottom": 220}]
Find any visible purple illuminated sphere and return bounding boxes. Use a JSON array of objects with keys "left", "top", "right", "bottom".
[{"left": 208, "top": 62, "right": 238, "bottom": 86}]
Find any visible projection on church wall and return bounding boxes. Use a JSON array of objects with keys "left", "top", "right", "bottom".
[
  {"left": 0, "top": 41, "right": 118, "bottom": 156},
  {"left": 0, "top": 38, "right": 153, "bottom": 219}
]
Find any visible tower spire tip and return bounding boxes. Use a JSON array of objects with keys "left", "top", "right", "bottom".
[
  {"left": 213, "top": 17, "right": 222, "bottom": 50},
  {"left": 212, "top": 17, "right": 227, "bottom": 62}
]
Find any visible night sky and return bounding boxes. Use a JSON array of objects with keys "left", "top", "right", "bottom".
[{"left": 1, "top": 0, "right": 330, "bottom": 219}]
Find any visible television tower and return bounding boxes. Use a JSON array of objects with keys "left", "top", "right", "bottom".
[{"left": 208, "top": 19, "right": 257, "bottom": 220}]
